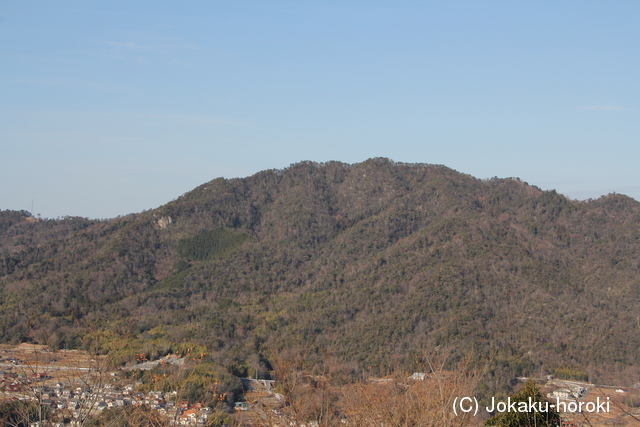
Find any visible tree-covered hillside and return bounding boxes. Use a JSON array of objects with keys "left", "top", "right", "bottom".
[{"left": 2, "top": 159, "right": 640, "bottom": 391}]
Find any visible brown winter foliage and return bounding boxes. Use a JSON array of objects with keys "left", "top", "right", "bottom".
[{"left": 2, "top": 158, "right": 640, "bottom": 394}]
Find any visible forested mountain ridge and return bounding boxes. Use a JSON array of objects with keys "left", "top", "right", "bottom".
[{"left": 2, "top": 158, "right": 640, "bottom": 389}]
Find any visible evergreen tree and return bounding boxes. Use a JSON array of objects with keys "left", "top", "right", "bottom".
[{"left": 485, "top": 380, "right": 560, "bottom": 427}]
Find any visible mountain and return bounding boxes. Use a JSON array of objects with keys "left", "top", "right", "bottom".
[{"left": 2, "top": 158, "right": 640, "bottom": 391}]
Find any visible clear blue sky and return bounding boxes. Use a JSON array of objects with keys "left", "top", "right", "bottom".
[{"left": 1, "top": 1, "right": 638, "bottom": 219}]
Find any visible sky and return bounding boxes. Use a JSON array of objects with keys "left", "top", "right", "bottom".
[{"left": 1, "top": 1, "right": 639, "bottom": 219}]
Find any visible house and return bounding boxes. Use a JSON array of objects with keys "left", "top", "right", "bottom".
[
  {"left": 235, "top": 402, "right": 249, "bottom": 411},
  {"left": 409, "top": 372, "right": 426, "bottom": 381},
  {"left": 552, "top": 389, "right": 573, "bottom": 400}
]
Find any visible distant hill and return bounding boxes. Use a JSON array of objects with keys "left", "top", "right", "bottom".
[{"left": 2, "top": 158, "right": 640, "bottom": 391}]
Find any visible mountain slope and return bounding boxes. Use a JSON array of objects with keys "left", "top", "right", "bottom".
[{"left": 1, "top": 158, "right": 640, "bottom": 387}]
